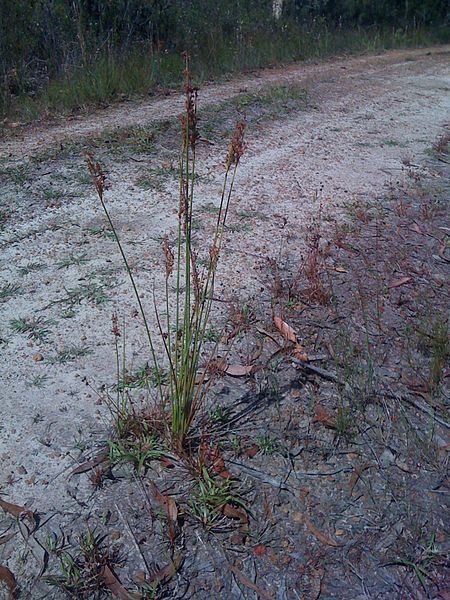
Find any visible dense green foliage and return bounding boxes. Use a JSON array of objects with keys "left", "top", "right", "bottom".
[{"left": 0, "top": 0, "right": 448, "bottom": 121}]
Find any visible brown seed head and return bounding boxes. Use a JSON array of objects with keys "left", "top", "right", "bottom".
[
  {"left": 209, "top": 243, "right": 220, "bottom": 270},
  {"left": 180, "top": 52, "right": 199, "bottom": 150},
  {"left": 225, "top": 122, "right": 246, "bottom": 169},
  {"left": 111, "top": 312, "right": 120, "bottom": 338},
  {"left": 190, "top": 250, "right": 203, "bottom": 301},
  {"left": 162, "top": 235, "right": 174, "bottom": 278},
  {"left": 86, "top": 152, "right": 106, "bottom": 198}
]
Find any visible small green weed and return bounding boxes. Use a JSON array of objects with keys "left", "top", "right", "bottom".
[
  {"left": 45, "top": 530, "right": 120, "bottom": 599},
  {"left": 209, "top": 404, "right": 228, "bottom": 424},
  {"left": 416, "top": 313, "right": 448, "bottom": 394},
  {"left": 56, "top": 253, "right": 90, "bottom": 269},
  {"left": 335, "top": 407, "right": 354, "bottom": 440},
  {"left": 109, "top": 429, "right": 170, "bottom": 473},
  {"left": 384, "top": 533, "right": 444, "bottom": 594},
  {"left": 42, "top": 187, "right": 63, "bottom": 206},
  {"left": 382, "top": 138, "right": 407, "bottom": 147},
  {"left": 18, "top": 262, "right": 45, "bottom": 275},
  {"left": 50, "top": 281, "right": 112, "bottom": 308},
  {"left": 255, "top": 434, "right": 278, "bottom": 455},
  {"left": 11, "top": 316, "right": 53, "bottom": 342},
  {"left": 0, "top": 282, "right": 21, "bottom": 302},
  {"left": 136, "top": 165, "right": 179, "bottom": 191},
  {"left": 190, "top": 466, "right": 246, "bottom": 527},
  {"left": 27, "top": 374, "right": 50, "bottom": 388},
  {"left": 1, "top": 165, "right": 32, "bottom": 187},
  {"left": 48, "top": 345, "right": 92, "bottom": 364},
  {"left": 86, "top": 226, "right": 116, "bottom": 240},
  {"left": 237, "top": 209, "right": 269, "bottom": 222},
  {"left": 117, "top": 364, "right": 168, "bottom": 391}
]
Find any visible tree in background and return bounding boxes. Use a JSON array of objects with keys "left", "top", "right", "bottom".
[{"left": 0, "top": 0, "right": 448, "bottom": 119}]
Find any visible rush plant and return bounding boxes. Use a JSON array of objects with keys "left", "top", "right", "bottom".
[{"left": 87, "top": 54, "right": 245, "bottom": 450}]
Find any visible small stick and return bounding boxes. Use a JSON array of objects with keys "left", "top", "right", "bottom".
[{"left": 291, "top": 358, "right": 339, "bottom": 382}]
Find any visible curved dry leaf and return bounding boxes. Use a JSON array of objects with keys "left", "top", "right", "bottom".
[
  {"left": 164, "top": 496, "right": 178, "bottom": 523},
  {"left": 0, "top": 498, "right": 35, "bottom": 530},
  {"left": 0, "top": 533, "right": 16, "bottom": 546},
  {"left": 0, "top": 565, "right": 18, "bottom": 599},
  {"left": 148, "top": 481, "right": 178, "bottom": 523},
  {"left": 273, "top": 316, "right": 296, "bottom": 343},
  {"left": 349, "top": 463, "right": 372, "bottom": 496},
  {"left": 244, "top": 444, "right": 260, "bottom": 458},
  {"left": 148, "top": 556, "right": 183, "bottom": 587},
  {"left": 333, "top": 265, "right": 348, "bottom": 273},
  {"left": 312, "top": 404, "right": 336, "bottom": 429},
  {"left": 298, "top": 512, "right": 341, "bottom": 547},
  {"left": 389, "top": 276, "right": 412, "bottom": 288},
  {"left": 224, "top": 364, "right": 253, "bottom": 377},
  {"left": 222, "top": 503, "right": 248, "bottom": 524},
  {"left": 293, "top": 344, "right": 308, "bottom": 362},
  {"left": 99, "top": 565, "right": 137, "bottom": 599},
  {"left": 230, "top": 563, "right": 274, "bottom": 600},
  {"left": 70, "top": 450, "right": 108, "bottom": 476},
  {"left": 207, "top": 445, "right": 236, "bottom": 479}
]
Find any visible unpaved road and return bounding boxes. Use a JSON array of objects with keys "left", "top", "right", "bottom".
[
  {"left": 0, "top": 46, "right": 449, "bottom": 595},
  {"left": 1, "top": 45, "right": 448, "bottom": 161}
]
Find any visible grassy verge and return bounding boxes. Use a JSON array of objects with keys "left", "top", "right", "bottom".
[{"left": 2, "top": 23, "right": 448, "bottom": 124}]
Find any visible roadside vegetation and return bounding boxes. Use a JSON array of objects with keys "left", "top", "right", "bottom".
[{"left": 1, "top": 0, "right": 449, "bottom": 122}]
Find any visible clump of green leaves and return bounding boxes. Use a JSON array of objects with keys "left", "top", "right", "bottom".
[
  {"left": 190, "top": 466, "right": 246, "bottom": 527},
  {"left": 0, "top": 282, "right": 21, "bottom": 302},
  {"left": 45, "top": 530, "right": 120, "bottom": 599},
  {"left": 11, "top": 316, "right": 53, "bottom": 342}
]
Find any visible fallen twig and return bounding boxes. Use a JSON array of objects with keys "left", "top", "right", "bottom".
[{"left": 291, "top": 358, "right": 339, "bottom": 382}]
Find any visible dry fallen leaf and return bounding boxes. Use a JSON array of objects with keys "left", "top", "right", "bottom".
[
  {"left": 0, "top": 565, "right": 18, "bottom": 599},
  {"left": 348, "top": 463, "right": 371, "bottom": 496},
  {"left": 296, "top": 512, "right": 341, "bottom": 547},
  {"left": 70, "top": 450, "right": 108, "bottom": 476},
  {"left": 0, "top": 565, "right": 17, "bottom": 600},
  {"left": 99, "top": 565, "right": 137, "bottom": 599},
  {"left": 158, "top": 456, "right": 175, "bottom": 469},
  {"left": 253, "top": 543, "right": 267, "bottom": 557},
  {"left": 389, "top": 276, "right": 412, "bottom": 288},
  {"left": 293, "top": 344, "right": 308, "bottom": 362},
  {"left": 222, "top": 503, "right": 248, "bottom": 524},
  {"left": 308, "top": 566, "right": 325, "bottom": 600},
  {"left": 230, "top": 563, "right": 274, "bottom": 600},
  {"left": 224, "top": 364, "right": 253, "bottom": 377},
  {"left": 148, "top": 481, "right": 178, "bottom": 523},
  {"left": 201, "top": 444, "right": 236, "bottom": 479},
  {"left": 244, "top": 444, "right": 260, "bottom": 458},
  {"left": 148, "top": 556, "right": 183, "bottom": 587},
  {"left": 0, "top": 498, "right": 35, "bottom": 530},
  {"left": 273, "top": 316, "right": 296, "bottom": 343},
  {"left": 312, "top": 404, "right": 336, "bottom": 429},
  {"left": 0, "top": 533, "right": 16, "bottom": 546}
]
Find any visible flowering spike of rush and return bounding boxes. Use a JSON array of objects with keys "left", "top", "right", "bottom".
[
  {"left": 180, "top": 52, "right": 199, "bottom": 150},
  {"left": 209, "top": 242, "right": 220, "bottom": 270},
  {"left": 111, "top": 312, "right": 120, "bottom": 338},
  {"left": 225, "top": 122, "right": 246, "bottom": 169},
  {"left": 179, "top": 187, "right": 188, "bottom": 227},
  {"left": 85, "top": 152, "right": 106, "bottom": 198},
  {"left": 162, "top": 235, "right": 174, "bottom": 278},
  {"left": 190, "top": 250, "right": 203, "bottom": 301}
]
